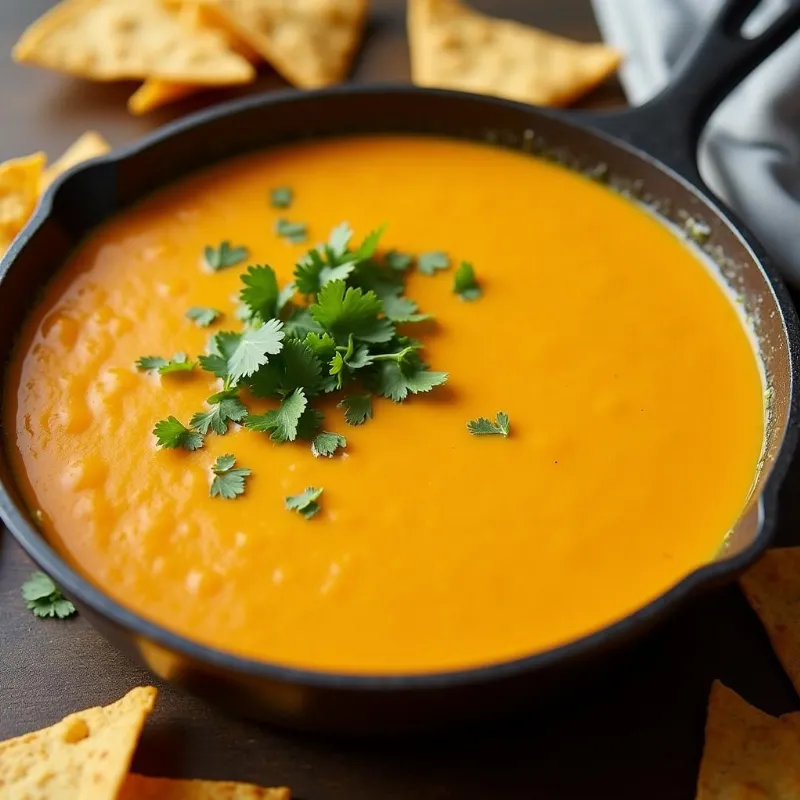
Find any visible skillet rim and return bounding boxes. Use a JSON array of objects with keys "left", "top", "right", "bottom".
[{"left": 1, "top": 84, "right": 797, "bottom": 692}]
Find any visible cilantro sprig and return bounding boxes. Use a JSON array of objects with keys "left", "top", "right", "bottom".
[
  {"left": 186, "top": 307, "right": 222, "bottom": 327},
  {"left": 204, "top": 241, "right": 249, "bottom": 271},
  {"left": 153, "top": 416, "right": 204, "bottom": 450},
  {"left": 136, "top": 353, "right": 195, "bottom": 375},
  {"left": 453, "top": 261, "right": 481, "bottom": 301},
  {"left": 22, "top": 572, "right": 76, "bottom": 619},
  {"left": 286, "top": 487, "right": 323, "bottom": 519},
  {"left": 467, "top": 412, "right": 510, "bottom": 438},
  {"left": 210, "top": 454, "right": 251, "bottom": 499}
]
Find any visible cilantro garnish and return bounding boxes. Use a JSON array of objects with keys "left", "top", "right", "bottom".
[
  {"left": 285, "top": 487, "right": 323, "bottom": 519},
  {"left": 210, "top": 454, "right": 251, "bottom": 499},
  {"left": 136, "top": 353, "right": 195, "bottom": 375},
  {"left": 190, "top": 390, "right": 247, "bottom": 435},
  {"left": 453, "top": 261, "right": 482, "bottom": 301},
  {"left": 275, "top": 219, "right": 308, "bottom": 244},
  {"left": 270, "top": 186, "right": 293, "bottom": 209},
  {"left": 21, "top": 572, "right": 76, "bottom": 619},
  {"left": 467, "top": 412, "right": 510, "bottom": 438},
  {"left": 147, "top": 220, "right": 450, "bottom": 516},
  {"left": 153, "top": 416, "right": 204, "bottom": 450},
  {"left": 311, "top": 432, "right": 347, "bottom": 458},
  {"left": 186, "top": 307, "right": 223, "bottom": 327},
  {"left": 227, "top": 319, "right": 285, "bottom": 384},
  {"left": 417, "top": 251, "right": 450, "bottom": 276},
  {"left": 385, "top": 249, "right": 413, "bottom": 271},
  {"left": 245, "top": 388, "right": 308, "bottom": 442},
  {"left": 338, "top": 395, "right": 373, "bottom": 425},
  {"left": 204, "top": 241, "right": 249, "bottom": 271}
]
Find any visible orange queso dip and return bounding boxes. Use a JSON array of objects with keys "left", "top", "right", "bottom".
[{"left": 6, "top": 135, "right": 764, "bottom": 674}]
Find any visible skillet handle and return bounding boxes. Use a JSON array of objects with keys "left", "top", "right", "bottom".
[{"left": 582, "top": 0, "right": 800, "bottom": 187}]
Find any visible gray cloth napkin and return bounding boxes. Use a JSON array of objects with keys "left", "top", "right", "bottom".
[{"left": 591, "top": 0, "right": 800, "bottom": 289}]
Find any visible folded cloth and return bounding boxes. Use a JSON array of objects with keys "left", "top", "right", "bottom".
[{"left": 592, "top": 0, "right": 800, "bottom": 288}]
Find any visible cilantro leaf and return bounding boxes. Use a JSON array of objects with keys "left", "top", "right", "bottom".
[
  {"left": 158, "top": 353, "right": 195, "bottom": 374},
  {"left": 454, "top": 261, "right": 482, "bottom": 301},
  {"left": 190, "top": 391, "right": 248, "bottom": 435},
  {"left": 136, "top": 355, "right": 168, "bottom": 371},
  {"left": 244, "top": 388, "right": 307, "bottom": 442},
  {"left": 270, "top": 186, "right": 293, "bottom": 209},
  {"left": 204, "top": 241, "right": 249, "bottom": 271},
  {"left": 310, "top": 280, "right": 394, "bottom": 344},
  {"left": 381, "top": 294, "right": 431, "bottom": 323},
  {"left": 153, "top": 416, "right": 204, "bottom": 450},
  {"left": 294, "top": 248, "right": 327, "bottom": 295},
  {"left": 354, "top": 225, "right": 386, "bottom": 261},
  {"left": 385, "top": 249, "right": 413, "bottom": 271},
  {"left": 327, "top": 221, "right": 354, "bottom": 257},
  {"left": 467, "top": 412, "right": 510, "bottom": 437},
  {"left": 418, "top": 251, "right": 450, "bottom": 276},
  {"left": 198, "top": 331, "right": 242, "bottom": 381},
  {"left": 375, "top": 356, "right": 448, "bottom": 403},
  {"left": 248, "top": 339, "right": 323, "bottom": 398},
  {"left": 311, "top": 432, "right": 347, "bottom": 458},
  {"left": 228, "top": 319, "right": 285, "bottom": 384},
  {"left": 338, "top": 395, "right": 373, "bottom": 425},
  {"left": 210, "top": 454, "right": 251, "bottom": 499},
  {"left": 285, "top": 487, "right": 323, "bottom": 519},
  {"left": 283, "top": 308, "right": 323, "bottom": 339},
  {"left": 22, "top": 572, "right": 76, "bottom": 619},
  {"left": 296, "top": 407, "right": 325, "bottom": 440},
  {"left": 186, "top": 307, "right": 222, "bottom": 327},
  {"left": 275, "top": 219, "right": 308, "bottom": 244},
  {"left": 240, "top": 264, "right": 280, "bottom": 322},
  {"left": 305, "top": 331, "right": 337, "bottom": 361}
]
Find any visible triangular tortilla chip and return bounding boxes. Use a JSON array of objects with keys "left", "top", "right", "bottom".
[
  {"left": 696, "top": 681, "right": 800, "bottom": 798},
  {"left": 0, "top": 686, "right": 157, "bottom": 800},
  {"left": 198, "top": 0, "right": 368, "bottom": 89},
  {"left": 42, "top": 131, "right": 111, "bottom": 190},
  {"left": 408, "top": 0, "right": 621, "bottom": 107},
  {"left": 128, "top": 3, "right": 260, "bottom": 115},
  {"left": 13, "top": 0, "right": 255, "bottom": 85},
  {"left": 120, "top": 774, "right": 291, "bottom": 799},
  {"left": 740, "top": 547, "right": 800, "bottom": 696},
  {"left": 0, "top": 152, "right": 46, "bottom": 255}
]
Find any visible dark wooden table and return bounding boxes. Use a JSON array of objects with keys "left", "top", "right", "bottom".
[{"left": 2, "top": 2, "right": 800, "bottom": 798}]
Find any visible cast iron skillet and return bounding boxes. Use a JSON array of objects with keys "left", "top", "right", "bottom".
[{"left": 1, "top": 0, "right": 799, "bottom": 734}]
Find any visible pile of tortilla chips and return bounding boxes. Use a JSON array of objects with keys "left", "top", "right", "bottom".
[
  {"left": 0, "top": 686, "right": 290, "bottom": 799},
  {"left": 0, "top": 131, "right": 111, "bottom": 259},
  {"left": 13, "top": 0, "right": 370, "bottom": 115},
  {"left": 12, "top": 0, "right": 621, "bottom": 116},
  {"left": 694, "top": 547, "right": 800, "bottom": 798}
]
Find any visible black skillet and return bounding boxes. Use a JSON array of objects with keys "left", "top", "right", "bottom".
[{"left": 1, "top": 0, "right": 799, "bottom": 733}]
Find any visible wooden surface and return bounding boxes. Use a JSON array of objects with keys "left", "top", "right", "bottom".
[{"left": 1, "top": 2, "right": 800, "bottom": 798}]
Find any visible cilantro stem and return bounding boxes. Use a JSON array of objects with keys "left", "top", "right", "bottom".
[{"left": 366, "top": 345, "right": 421, "bottom": 363}]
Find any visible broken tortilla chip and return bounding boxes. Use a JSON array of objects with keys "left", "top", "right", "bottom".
[
  {"left": 0, "top": 686, "right": 157, "bottom": 800},
  {"left": 407, "top": 0, "right": 621, "bottom": 107},
  {"left": 740, "top": 547, "right": 800, "bottom": 697},
  {"left": 194, "top": 0, "right": 368, "bottom": 89},
  {"left": 696, "top": 681, "right": 800, "bottom": 799},
  {"left": 120, "top": 774, "right": 291, "bottom": 799},
  {"left": 0, "top": 152, "right": 46, "bottom": 256},
  {"left": 12, "top": 0, "right": 255, "bottom": 86},
  {"left": 42, "top": 131, "right": 111, "bottom": 190}
]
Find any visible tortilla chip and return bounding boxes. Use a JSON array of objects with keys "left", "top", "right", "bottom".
[
  {"left": 128, "top": 79, "right": 203, "bottom": 115},
  {"left": 197, "top": 0, "right": 368, "bottom": 89},
  {"left": 41, "top": 131, "right": 111, "bottom": 189},
  {"left": 740, "top": 547, "right": 800, "bottom": 697},
  {"left": 127, "top": 3, "right": 260, "bottom": 115},
  {"left": 0, "top": 152, "right": 46, "bottom": 256},
  {"left": 0, "top": 686, "right": 157, "bottom": 800},
  {"left": 120, "top": 774, "right": 291, "bottom": 799},
  {"left": 696, "top": 681, "right": 800, "bottom": 798},
  {"left": 12, "top": 0, "right": 255, "bottom": 85},
  {"left": 407, "top": 0, "right": 621, "bottom": 107}
]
